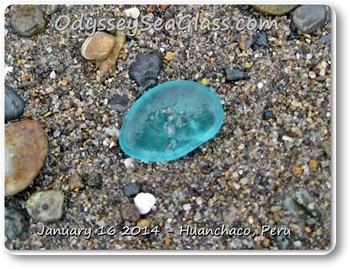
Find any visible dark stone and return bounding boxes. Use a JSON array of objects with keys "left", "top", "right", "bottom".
[
  {"left": 86, "top": 172, "right": 102, "bottom": 187},
  {"left": 262, "top": 109, "right": 274, "bottom": 120},
  {"left": 129, "top": 49, "right": 163, "bottom": 87},
  {"left": 225, "top": 68, "right": 245, "bottom": 82},
  {"left": 5, "top": 206, "right": 27, "bottom": 240},
  {"left": 252, "top": 31, "right": 269, "bottom": 49},
  {"left": 10, "top": 5, "right": 46, "bottom": 37},
  {"left": 109, "top": 94, "right": 129, "bottom": 112},
  {"left": 200, "top": 163, "right": 211, "bottom": 174},
  {"left": 120, "top": 203, "right": 140, "bottom": 222},
  {"left": 122, "top": 182, "right": 141, "bottom": 198},
  {"left": 5, "top": 84, "right": 25, "bottom": 123}
]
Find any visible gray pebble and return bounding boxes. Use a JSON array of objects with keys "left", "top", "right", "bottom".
[
  {"left": 5, "top": 84, "right": 25, "bottom": 123},
  {"left": 120, "top": 203, "right": 140, "bottom": 222},
  {"left": 86, "top": 172, "right": 102, "bottom": 187},
  {"left": 122, "top": 182, "right": 141, "bottom": 197},
  {"left": 5, "top": 206, "right": 26, "bottom": 240},
  {"left": 10, "top": 5, "right": 46, "bottom": 37},
  {"left": 26, "top": 190, "right": 64, "bottom": 222},
  {"left": 293, "top": 5, "right": 326, "bottom": 34},
  {"left": 129, "top": 49, "right": 163, "bottom": 87},
  {"left": 225, "top": 68, "right": 246, "bottom": 82},
  {"left": 252, "top": 31, "right": 269, "bottom": 48}
]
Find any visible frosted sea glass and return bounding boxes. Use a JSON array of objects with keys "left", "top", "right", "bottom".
[{"left": 119, "top": 80, "right": 224, "bottom": 162}]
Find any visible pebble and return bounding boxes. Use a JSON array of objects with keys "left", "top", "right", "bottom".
[
  {"left": 5, "top": 206, "right": 27, "bottom": 240},
  {"left": 69, "top": 174, "right": 85, "bottom": 190},
  {"left": 292, "top": 5, "right": 326, "bottom": 34},
  {"left": 251, "top": 5, "right": 298, "bottom": 15},
  {"left": 252, "top": 31, "right": 269, "bottom": 49},
  {"left": 129, "top": 49, "right": 163, "bottom": 87},
  {"left": 26, "top": 190, "right": 65, "bottom": 222},
  {"left": 5, "top": 119, "right": 48, "bottom": 196},
  {"left": 122, "top": 182, "right": 141, "bottom": 197},
  {"left": 322, "top": 141, "right": 331, "bottom": 157},
  {"left": 137, "top": 218, "right": 151, "bottom": 228},
  {"left": 134, "top": 192, "right": 157, "bottom": 215},
  {"left": 86, "top": 172, "right": 102, "bottom": 187},
  {"left": 108, "top": 94, "right": 129, "bottom": 113},
  {"left": 81, "top": 32, "right": 116, "bottom": 60},
  {"left": 308, "top": 159, "right": 318, "bottom": 169},
  {"left": 225, "top": 68, "right": 245, "bottom": 82},
  {"left": 120, "top": 203, "right": 141, "bottom": 222},
  {"left": 5, "top": 84, "right": 25, "bottom": 123},
  {"left": 283, "top": 188, "right": 323, "bottom": 225},
  {"left": 183, "top": 203, "right": 191, "bottom": 211},
  {"left": 119, "top": 80, "right": 224, "bottom": 162},
  {"left": 123, "top": 7, "right": 140, "bottom": 19},
  {"left": 10, "top": 5, "right": 46, "bottom": 37},
  {"left": 262, "top": 109, "right": 274, "bottom": 120},
  {"left": 98, "top": 31, "right": 126, "bottom": 74}
]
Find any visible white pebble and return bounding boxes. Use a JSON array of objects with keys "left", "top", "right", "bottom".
[
  {"left": 183, "top": 203, "right": 191, "bottom": 211},
  {"left": 49, "top": 70, "right": 56, "bottom": 79},
  {"left": 123, "top": 7, "right": 140, "bottom": 19},
  {"left": 134, "top": 192, "right": 157, "bottom": 215},
  {"left": 124, "top": 158, "right": 134, "bottom": 169},
  {"left": 293, "top": 241, "right": 302, "bottom": 247},
  {"left": 123, "top": 158, "right": 134, "bottom": 169},
  {"left": 257, "top": 82, "right": 263, "bottom": 89}
]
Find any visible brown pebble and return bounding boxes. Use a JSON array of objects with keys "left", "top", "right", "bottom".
[
  {"left": 98, "top": 31, "right": 126, "bottom": 74},
  {"left": 81, "top": 32, "right": 116, "bottom": 60},
  {"left": 120, "top": 203, "right": 140, "bottom": 222},
  {"left": 273, "top": 212, "right": 281, "bottom": 222},
  {"left": 137, "top": 218, "right": 151, "bottom": 228},
  {"left": 165, "top": 237, "right": 171, "bottom": 247},
  {"left": 292, "top": 166, "right": 303, "bottom": 176},
  {"left": 305, "top": 226, "right": 312, "bottom": 233},
  {"left": 160, "top": 5, "right": 170, "bottom": 10},
  {"left": 308, "top": 159, "right": 318, "bottom": 169},
  {"left": 5, "top": 120, "right": 48, "bottom": 196}
]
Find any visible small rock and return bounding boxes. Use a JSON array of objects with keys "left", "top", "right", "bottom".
[
  {"left": 129, "top": 49, "right": 163, "bottom": 87},
  {"left": 283, "top": 188, "right": 323, "bottom": 225},
  {"left": 5, "top": 84, "right": 25, "bottom": 123},
  {"left": 120, "top": 203, "right": 141, "bottom": 222},
  {"left": 69, "top": 174, "right": 85, "bottom": 190},
  {"left": 10, "top": 5, "right": 46, "bottom": 37},
  {"left": 5, "top": 119, "right": 48, "bottom": 196},
  {"left": 183, "top": 203, "right": 191, "bottom": 211},
  {"left": 262, "top": 109, "right": 274, "bottom": 120},
  {"left": 86, "top": 172, "right": 102, "bottom": 187},
  {"left": 109, "top": 94, "right": 129, "bottom": 112},
  {"left": 322, "top": 140, "right": 331, "bottom": 157},
  {"left": 292, "top": 5, "right": 326, "bottom": 34},
  {"left": 5, "top": 206, "right": 27, "bottom": 240},
  {"left": 122, "top": 182, "right": 141, "bottom": 197},
  {"left": 123, "top": 7, "right": 140, "bottom": 19},
  {"left": 225, "top": 68, "right": 245, "bottom": 82},
  {"left": 134, "top": 192, "right": 157, "bottom": 215},
  {"left": 137, "top": 218, "right": 151, "bottom": 228},
  {"left": 252, "top": 31, "right": 269, "bottom": 49},
  {"left": 308, "top": 159, "right": 318, "bottom": 169},
  {"left": 81, "top": 32, "right": 116, "bottom": 60},
  {"left": 26, "top": 190, "right": 65, "bottom": 222},
  {"left": 251, "top": 5, "right": 298, "bottom": 15},
  {"left": 98, "top": 31, "right": 126, "bottom": 74}
]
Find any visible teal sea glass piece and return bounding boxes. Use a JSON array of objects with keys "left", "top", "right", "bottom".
[{"left": 119, "top": 80, "right": 224, "bottom": 162}]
